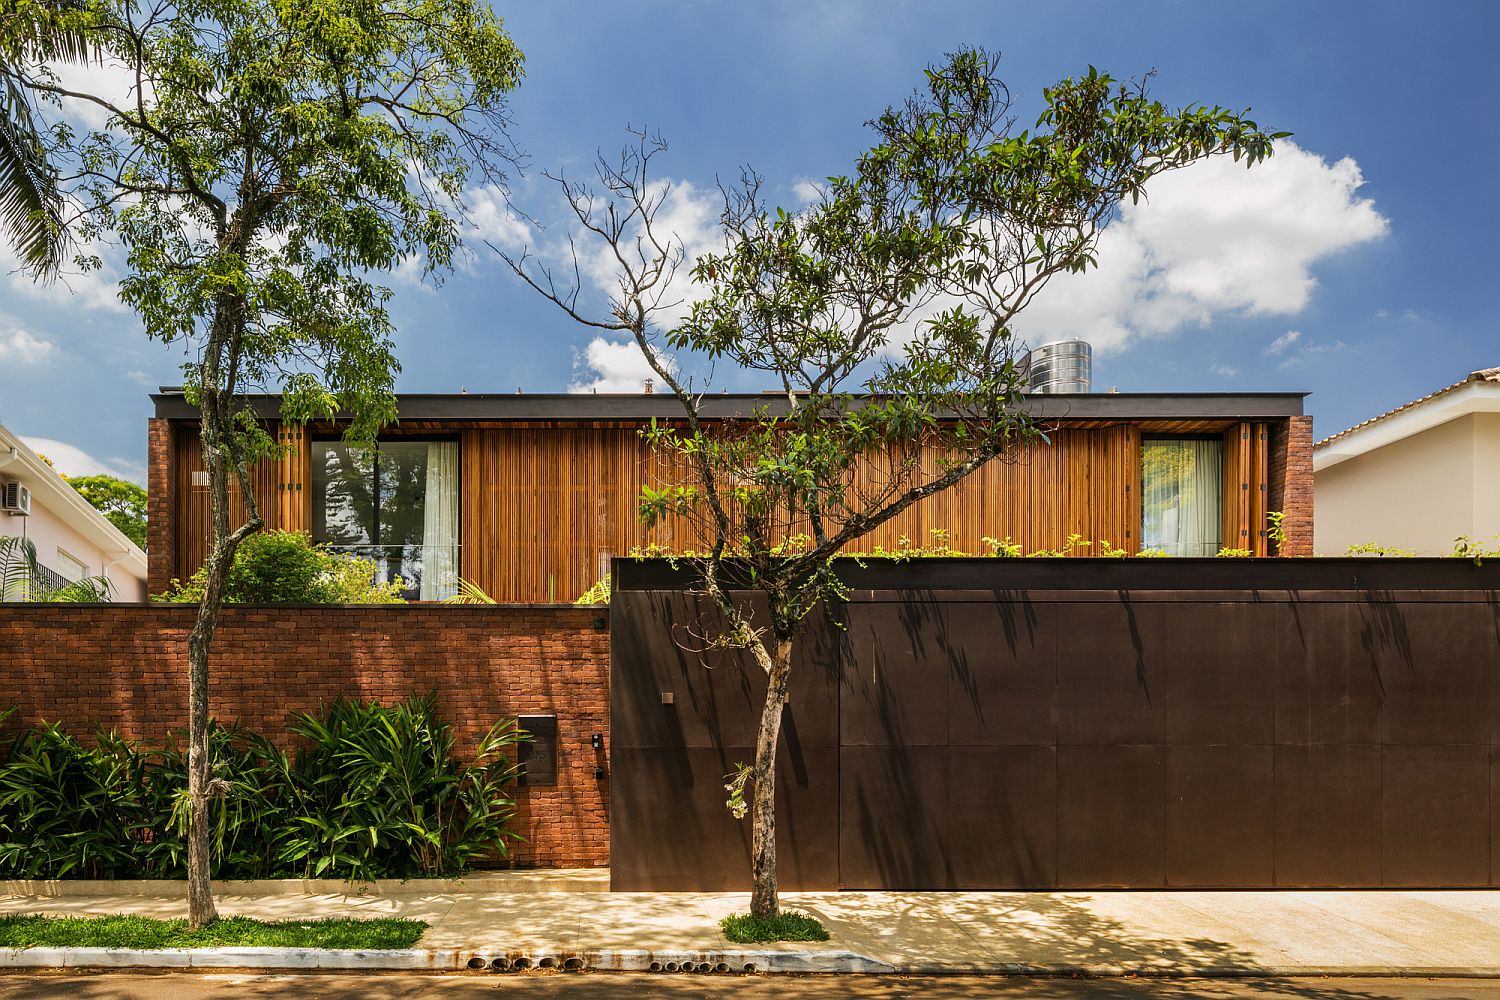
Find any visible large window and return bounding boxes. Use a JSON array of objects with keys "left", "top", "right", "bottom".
[
  {"left": 1140, "top": 437, "right": 1223, "bottom": 557},
  {"left": 311, "top": 440, "right": 459, "bottom": 600}
]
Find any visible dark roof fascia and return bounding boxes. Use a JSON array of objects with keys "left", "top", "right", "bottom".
[{"left": 150, "top": 390, "right": 1307, "bottom": 423}]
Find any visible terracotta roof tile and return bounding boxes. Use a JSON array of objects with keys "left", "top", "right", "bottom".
[{"left": 1316, "top": 367, "right": 1500, "bottom": 448}]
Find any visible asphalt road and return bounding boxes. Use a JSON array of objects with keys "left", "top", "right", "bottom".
[{"left": 0, "top": 974, "right": 1496, "bottom": 1000}]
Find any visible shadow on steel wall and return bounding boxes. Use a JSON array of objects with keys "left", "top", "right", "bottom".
[{"left": 609, "top": 561, "right": 1500, "bottom": 891}]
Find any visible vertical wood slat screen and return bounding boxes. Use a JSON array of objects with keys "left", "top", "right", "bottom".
[
  {"left": 179, "top": 420, "right": 1181, "bottom": 602},
  {"left": 276, "top": 423, "right": 311, "bottom": 533},
  {"left": 458, "top": 422, "right": 1152, "bottom": 602},
  {"left": 174, "top": 422, "right": 282, "bottom": 582},
  {"left": 1221, "top": 421, "right": 1270, "bottom": 557}
]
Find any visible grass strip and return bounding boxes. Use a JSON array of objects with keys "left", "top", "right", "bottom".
[
  {"left": 0, "top": 914, "right": 427, "bottom": 950},
  {"left": 720, "top": 911, "right": 830, "bottom": 943}
]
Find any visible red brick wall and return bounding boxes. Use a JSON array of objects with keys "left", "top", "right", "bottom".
[
  {"left": 146, "top": 418, "right": 176, "bottom": 595},
  {"left": 0, "top": 604, "right": 610, "bottom": 868},
  {"left": 1269, "top": 415, "right": 1315, "bottom": 556}
]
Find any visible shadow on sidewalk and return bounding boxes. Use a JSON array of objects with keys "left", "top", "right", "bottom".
[{"left": 797, "top": 890, "right": 1440, "bottom": 999}]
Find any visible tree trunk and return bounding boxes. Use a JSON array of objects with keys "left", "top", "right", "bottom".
[
  {"left": 185, "top": 594, "right": 217, "bottom": 929},
  {"left": 185, "top": 402, "right": 230, "bottom": 929},
  {"left": 748, "top": 637, "right": 793, "bottom": 920},
  {"left": 184, "top": 388, "right": 259, "bottom": 930}
]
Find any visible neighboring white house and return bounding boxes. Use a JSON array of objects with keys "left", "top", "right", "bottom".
[
  {"left": 1314, "top": 366, "right": 1500, "bottom": 556},
  {"left": 0, "top": 423, "right": 148, "bottom": 602}
]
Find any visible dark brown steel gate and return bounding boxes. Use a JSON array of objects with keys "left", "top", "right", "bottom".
[{"left": 609, "top": 559, "right": 1500, "bottom": 891}]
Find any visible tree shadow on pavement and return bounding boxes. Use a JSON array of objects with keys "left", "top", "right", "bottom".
[{"left": 794, "top": 890, "right": 1450, "bottom": 1000}]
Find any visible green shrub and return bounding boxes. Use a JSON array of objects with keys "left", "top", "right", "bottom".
[
  {"left": 720, "top": 910, "right": 831, "bottom": 943},
  {"left": 0, "top": 696, "right": 523, "bottom": 881},
  {"left": 155, "top": 530, "right": 405, "bottom": 604},
  {"left": 280, "top": 696, "right": 525, "bottom": 879},
  {"left": 0, "top": 718, "right": 144, "bottom": 878}
]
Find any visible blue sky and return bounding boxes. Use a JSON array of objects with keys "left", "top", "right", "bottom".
[{"left": 1, "top": 0, "right": 1496, "bottom": 482}]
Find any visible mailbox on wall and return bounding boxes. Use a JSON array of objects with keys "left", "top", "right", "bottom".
[{"left": 516, "top": 714, "right": 558, "bottom": 786}]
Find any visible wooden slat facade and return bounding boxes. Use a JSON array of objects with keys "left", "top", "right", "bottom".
[
  {"left": 168, "top": 418, "right": 1274, "bottom": 601},
  {"left": 1222, "top": 421, "right": 1270, "bottom": 557},
  {"left": 275, "top": 423, "right": 311, "bottom": 534},
  {"left": 174, "top": 424, "right": 283, "bottom": 584}
]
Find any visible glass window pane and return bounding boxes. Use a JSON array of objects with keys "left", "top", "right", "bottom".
[
  {"left": 374, "top": 442, "right": 427, "bottom": 598},
  {"left": 311, "top": 443, "right": 375, "bottom": 546},
  {"left": 1141, "top": 438, "right": 1223, "bottom": 557},
  {"left": 377, "top": 442, "right": 431, "bottom": 548},
  {"left": 310, "top": 439, "right": 458, "bottom": 600}
]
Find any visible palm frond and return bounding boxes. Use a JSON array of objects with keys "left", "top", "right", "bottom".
[
  {"left": 0, "top": 0, "right": 110, "bottom": 278},
  {"left": 442, "top": 579, "right": 497, "bottom": 605},
  {"left": 0, "top": 535, "right": 113, "bottom": 602},
  {"left": 0, "top": 535, "right": 43, "bottom": 601},
  {"left": 0, "top": 80, "right": 67, "bottom": 278}
]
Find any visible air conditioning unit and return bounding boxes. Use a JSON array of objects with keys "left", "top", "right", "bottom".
[{"left": 1, "top": 481, "right": 31, "bottom": 516}]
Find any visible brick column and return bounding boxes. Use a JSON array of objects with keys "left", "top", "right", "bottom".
[
  {"left": 146, "top": 418, "right": 177, "bottom": 594},
  {"left": 1267, "top": 415, "right": 1314, "bottom": 556}
]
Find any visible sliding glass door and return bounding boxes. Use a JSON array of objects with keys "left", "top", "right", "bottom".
[{"left": 1140, "top": 437, "right": 1224, "bottom": 557}]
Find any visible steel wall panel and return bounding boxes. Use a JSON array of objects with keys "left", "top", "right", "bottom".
[{"left": 610, "top": 576, "right": 1500, "bottom": 890}]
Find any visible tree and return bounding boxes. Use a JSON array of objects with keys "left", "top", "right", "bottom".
[
  {"left": 1, "top": 0, "right": 522, "bottom": 927},
  {"left": 502, "top": 50, "right": 1283, "bottom": 918},
  {"left": 66, "top": 474, "right": 147, "bottom": 549},
  {"left": 0, "top": 0, "right": 100, "bottom": 276}
]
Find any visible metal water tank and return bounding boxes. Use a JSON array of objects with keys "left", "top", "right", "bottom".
[{"left": 1024, "top": 339, "right": 1092, "bottom": 393}]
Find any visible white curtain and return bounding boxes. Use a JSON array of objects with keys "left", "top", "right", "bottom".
[
  {"left": 1179, "top": 439, "right": 1223, "bottom": 555},
  {"left": 420, "top": 442, "right": 459, "bottom": 600},
  {"left": 1142, "top": 439, "right": 1223, "bottom": 556}
]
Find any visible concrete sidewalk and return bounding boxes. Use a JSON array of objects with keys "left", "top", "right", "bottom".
[{"left": 4, "top": 874, "right": 1500, "bottom": 975}]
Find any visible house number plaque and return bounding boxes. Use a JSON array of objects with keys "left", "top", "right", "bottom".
[{"left": 517, "top": 714, "right": 558, "bottom": 786}]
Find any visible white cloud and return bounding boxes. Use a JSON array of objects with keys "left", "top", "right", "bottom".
[
  {"left": 1264, "top": 329, "right": 1303, "bottom": 356},
  {"left": 537, "top": 179, "right": 727, "bottom": 392},
  {"left": 468, "top": 183, "right": 532, "bottom": 252},
  {"left": 569, "top": 336, "right": 675, "bottom": 393},
  {"left": 388, "top": 253, "right": 435, "bottom": 291},
  {"left": 0, "top": 233, "right": 129, "bottom": 314},
  {"left": 1276, "top": 337, "right": 1350, "bottom": 370},
  {"left": 0, "top": 328, "right": 57, "bottom": 364},
  {"left": 1209, "top": 363, "right": 1239, "bottom": 378},
  {"left": 570, "top": 178, "right": 724, "bottom": 332},
  {"left": 790, "top": 177, "right": 823, "bottom": 206},
  {"left": 48, "top": 58, "right": 149, "bottom": 132},
  {"left": 20, "top": 437, "right": 144, "bottom": 483},
  {"left": 1011, "top": 142, "right": 1389, "bottom": 353}
]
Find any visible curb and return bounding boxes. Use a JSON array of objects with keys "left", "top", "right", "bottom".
[
  {"left": 3, "top": 947, "right": 1500, "bottom": 977},
  {"left": 0, "top": 947, "right": 891, "bottom": 973}
]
